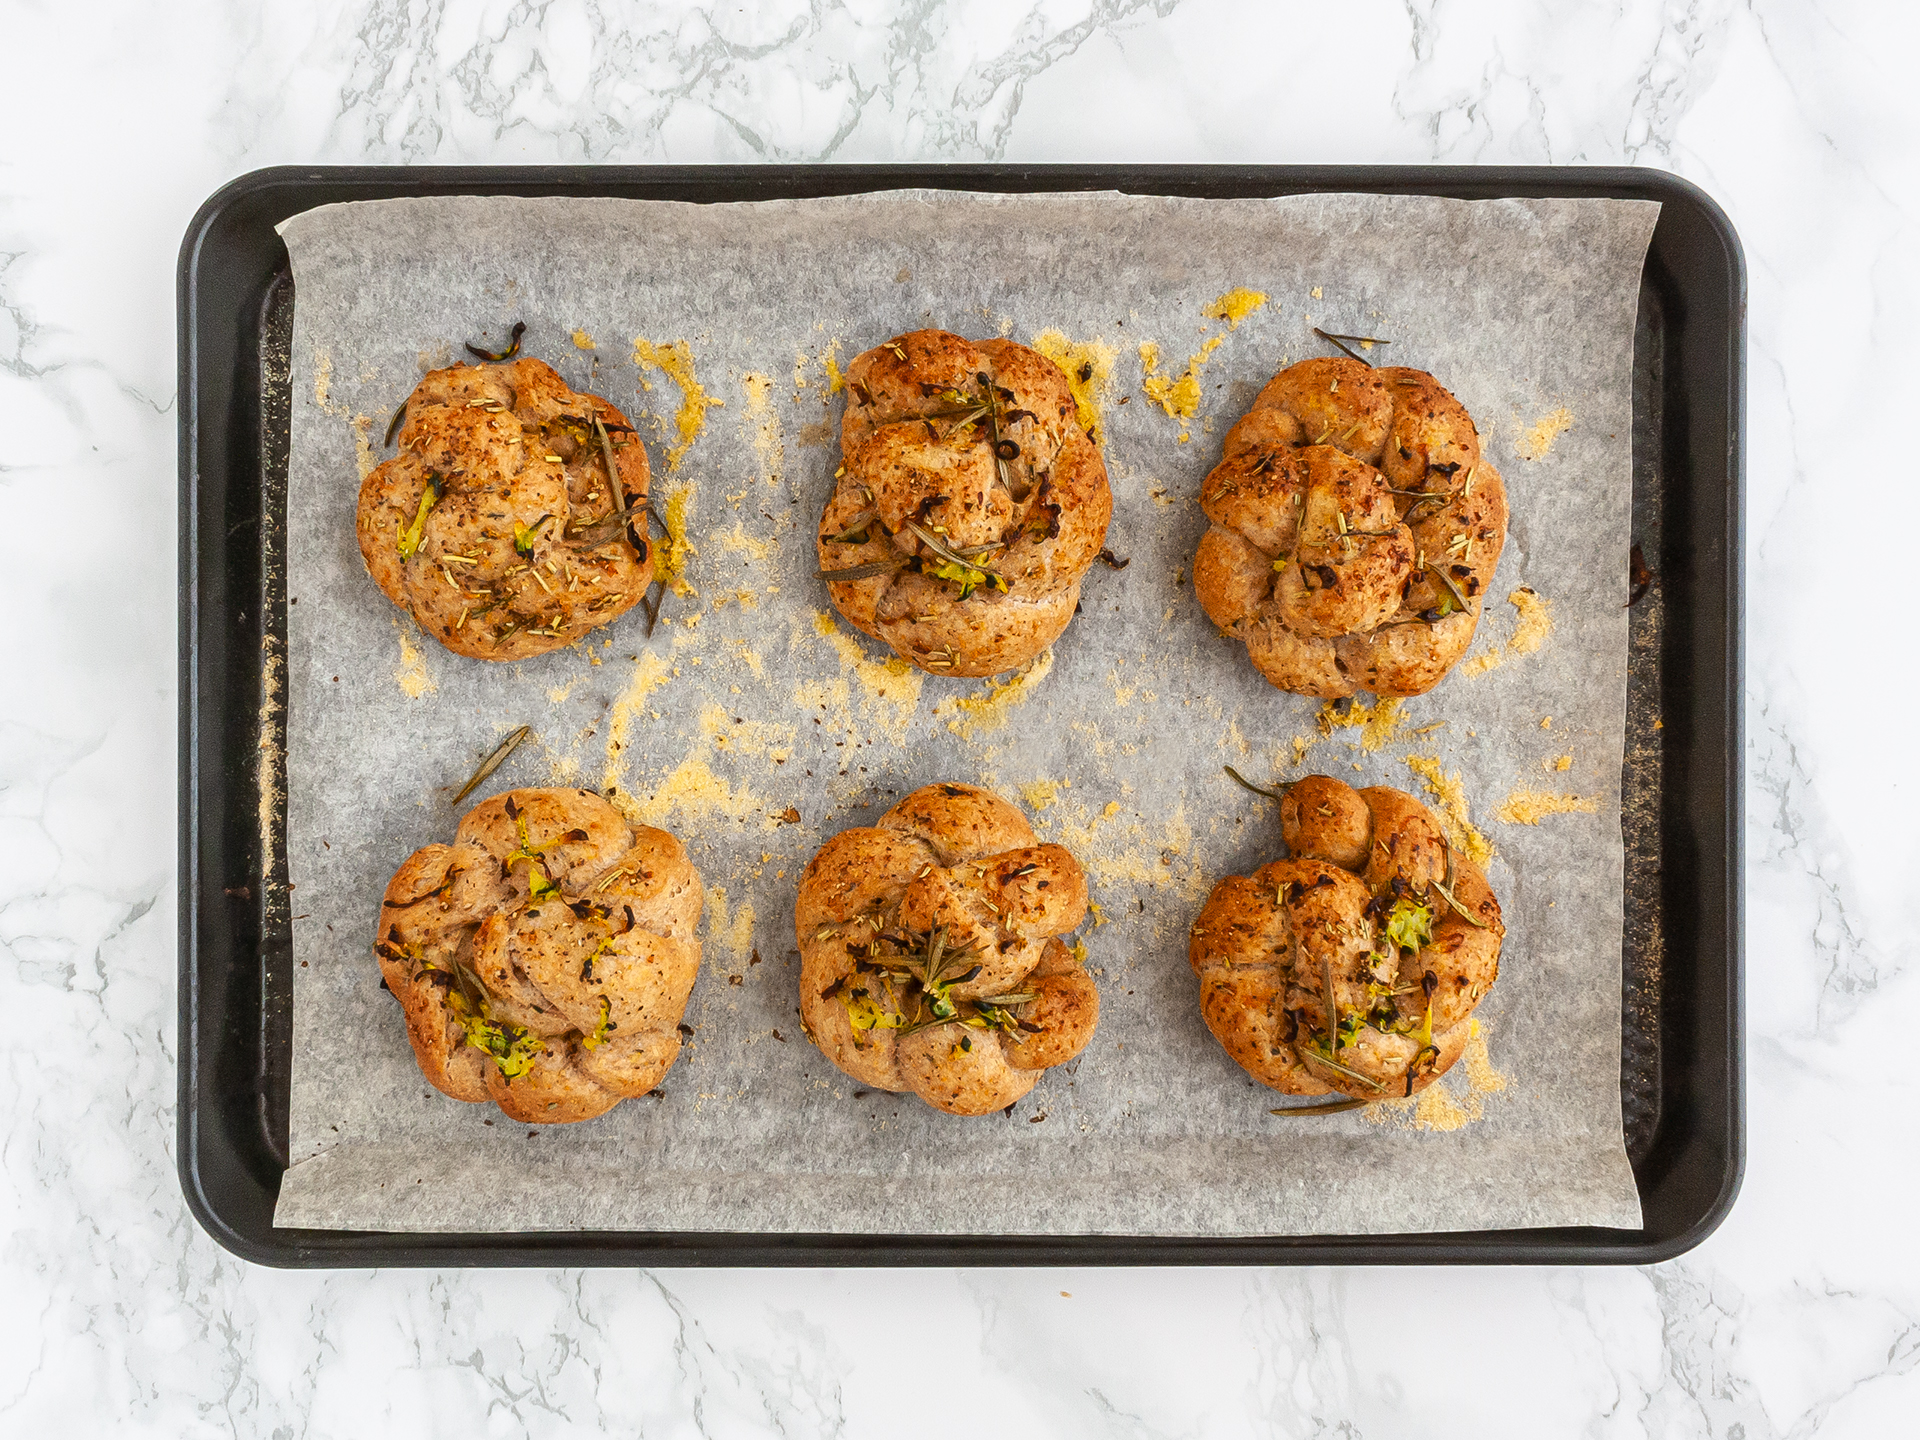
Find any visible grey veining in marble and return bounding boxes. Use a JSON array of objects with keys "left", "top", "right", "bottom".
[{"left": 4, "top": 0, "right": 1917, "bottom": 1433}]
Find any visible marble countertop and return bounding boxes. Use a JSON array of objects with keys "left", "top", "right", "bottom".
[{"left": 5, "top": 0, "right": 1913, "bottom": 1433}]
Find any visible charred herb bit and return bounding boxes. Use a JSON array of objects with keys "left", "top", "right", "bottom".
[
  {"left": 451, "top": 724, "right": 532, "bottom": 808},
  {"left": 588, "top": 411, "right": 646, "bottom": 555},
  {"left": 566, "top": 503, "right": 646, "bottom": 549},
  {"left": 397, "top": 476, "right": 443, "bottom": 561},
  {"left": 465, "top": 320, "right": 527, "bottom": 363},
  {"left": 1223, "top": 765, "right": 1288, "bottom": 802},
  {"left": 383, "top": 400, "right": 408, "bottom": 449},
  {"left": 1627, "top": 541, "right": 1654, "bottom": 607},
  {"left": 1096, "top": 547, "right": 1131, "bottom": 570}
]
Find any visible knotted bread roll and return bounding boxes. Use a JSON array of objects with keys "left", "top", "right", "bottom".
[
  {"left": 1189, "top": 774, "right": 1503, "bottom": 1100},
  {"left": 817, "top": 329, "right": 1113, "bottom": 677},
  {"left": 360, "top": 357, "right": 653, "bottom": 661},
  {"left": 374, "top": 788, "right": 701, "bottom": 1124},
  {"left": 797, "top": 782, "right": 1100, "bottom": 1115},
  {"left": 1193, "top": 357, "right": 1508, "bottom": 697}
]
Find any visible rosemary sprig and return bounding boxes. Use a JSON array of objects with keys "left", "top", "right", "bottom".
[
  {"left": 1424, "top": 561, "right": 1471, "bottom": 617},
  {"left": 819, "top": 557, "right": 908, "bottom": 583},
  {"left": 1428, "top": 875, "right": 1492, "bottom": 929},
  {"left": 1300, "top": 1044, "right": 1387, "bottom": 1092},
  {"left": 451, "top": 725, "right": 531, "bottom": 808},
  {"left": 589, "top": 410, "right": 645, "bottom": 556},
  {"left": 1312, "top": 327, "right": 1393, "bottom": 366},
  {"left": 903, "top": 520, "right": 1006, "bottom": 594},
  {"left": 566, "top": 504, "right": 647, "bottom": 549},
  {"left": 465, "top": 320, "right": 527, "bottom": 363},
  {"left": 823, "top": 509, "right": 879, "bottom": 545},
  {"left": 1269, "top": 1098, "right": 1370, "bottom": 1117}
]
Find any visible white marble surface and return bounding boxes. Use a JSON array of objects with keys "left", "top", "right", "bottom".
[{"left": 2, "top": 0, "right": 1913, "bottom": 1433}]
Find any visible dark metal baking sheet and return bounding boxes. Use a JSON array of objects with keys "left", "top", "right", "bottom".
[{"left": 178, "top": 164, "right": 1744, "bottom": 1267}]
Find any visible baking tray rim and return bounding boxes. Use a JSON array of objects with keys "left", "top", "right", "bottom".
[{"left": 178, "top": 162, "right": 1745, "bottom": 1268}]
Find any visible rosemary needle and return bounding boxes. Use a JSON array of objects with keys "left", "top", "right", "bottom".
[
  {"left": 451, "top": 725, "right": 531, "bottom": 807},
  {"left": 1269, "top": 1098, "right": 1370, "bottom": 1117}
]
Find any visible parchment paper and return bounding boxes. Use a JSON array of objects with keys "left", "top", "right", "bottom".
[{"left": 273, "top": 190, "right": 1656, "bottom": 1235}]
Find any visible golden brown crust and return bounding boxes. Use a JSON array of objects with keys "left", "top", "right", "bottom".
[
  {"left": 818, "top": 330, "right": 1113, "bottom": 678},
  {"left": 358, "top": 358, "right": 654, "bottom": 661},
  {"left": 1189, "top": 775, "right": 1504, "bottom": 1100},
  {"left": 796, "top": 783, "right": 1099, "bottom": 1115},
  {"left": 1193, "top": 358, "right": 1508, "bottom": 698},
  {"left": 372, "top": 787, "right": 702, "bottom": 1124}
]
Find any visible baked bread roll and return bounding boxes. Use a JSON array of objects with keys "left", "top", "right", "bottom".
[
  {"left": 373, "top": 787, "right": 701, "bottom": 1124},
  {"left": 1192, "top": 358, "right": 1508, "bottom": 697},
  {"left": 796, "top": 782, "right": 1100, "bottom": 1115},
  {"left": 359, "top": 357, "right": 653, "bottom": 661},
  {"left": 1189, "top": 774, "right": 1503, "bottom": 1100},
  {"left": 817, "top": 330, "right": 1113, "bottom": 677}
]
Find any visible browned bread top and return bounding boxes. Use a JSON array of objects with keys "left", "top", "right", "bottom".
[
  {"left": 818, "top": 330, "right": 1113, "bottom": 678},
  {"left": 359, "top": 357, "right": 653, "bottom": 661}
]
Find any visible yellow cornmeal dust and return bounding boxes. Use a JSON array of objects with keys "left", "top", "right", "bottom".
[
  {"left": 1139, "top": 337, "right": 1223, "bottom": 438},
  {"left": 822, "top": 339, "right": 846, "bottom": 395},
  {"left": 739, "top": 372, "right": 784, "bottom": 485},
  {"left": 600, "top": 651, "right": 675, "bottom": 796},
  {"left": 1139, "top": 289, "right": 1267, "bottom": 441},
  {"left": 313, "top": 346, "right": 334, "bottom": 408},
  {"left": 810, "top": 613, "right": 923, "bottom": 743},
  {"left": 393, "top": 622, "right": 436, "bottom": 699},
  {"left": 1030, "top": 330, "right": 1118, "bottom": 442},
  {"left": 629, "top": 755, "right": 763, "bottom": 828},
  {"left": 654, "top": 486, "right": 697, "bottom": 597},
  {"left": 1317, "top": 696, "right": 1407, "bottom": 752},
  {"left": 704, "top": 885, "right": 757, "bottom": 963},
  {"left": 937, "top": 649, "right": 1055, "bottom": 739},
  {"left": 1202, "top": 287, "right": 1269, "bottom": 328},
  {"left": 1403, "top": 755, "right": 1494, "bottom": 865},
  {"left": 1459, "top": 587, "right": 1555, "bottom": 678},
  {"left": 350, "top": 414, "right": 376, "bottom": 479},
  {"left": 1497, "top": 788, "right": 1600, "bottom": 825},
  {"left": 571, "top": 329, "right": 596, "bottom": 351},
  {"left": 1515, "top": 406, "right": 1574, "bottom": 461},
  {"left": 1364, "top": 1018, "right": 1511, "bottom": 1132},
  {"left": 632, "top": 337, "right": 723, "bottom": 471},
  {"left": 1019, "top": 779, "right": 1063, "bottom": 812}
]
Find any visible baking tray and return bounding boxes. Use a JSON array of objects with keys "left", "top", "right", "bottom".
[{"left": 178, "top": 165, "right": 1744, "bottom": 1266}]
